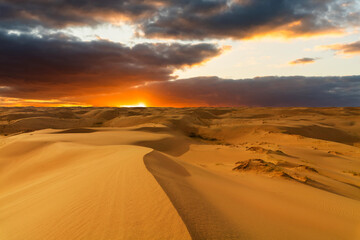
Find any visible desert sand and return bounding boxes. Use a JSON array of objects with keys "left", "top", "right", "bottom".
[{"left": 0, "top": 107, "right": 360, "bottom": 240}]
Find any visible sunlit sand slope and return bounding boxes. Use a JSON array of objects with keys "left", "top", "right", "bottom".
[{"left": 0, "top": 130, "right": 191, "bottom": 240}]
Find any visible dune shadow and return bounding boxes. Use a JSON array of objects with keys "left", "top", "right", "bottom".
[
  {"left": 131, "top": 126, "right": 171, "bottom": 133},
  {"left": 135, "top": 137, "right": 190, "bottom": 157},
  {"left": 144, "top": 151, "right": 245, "bottom": 240},
  {"left": 305, "top": 179, "right": 360, "bottom": 201},
  {"left": 144, "top": 151, "right": 191, "bottom": 177},
  {"left": 53, "top": 128, "right": 98, "bottom": 134},
  {"left": 281, "top": 125, "right": 360, "bottom": 146}
]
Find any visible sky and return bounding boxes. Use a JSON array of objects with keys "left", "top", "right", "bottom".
[{"left": 0, "top": 0, "right": 360, "bottom": 107}]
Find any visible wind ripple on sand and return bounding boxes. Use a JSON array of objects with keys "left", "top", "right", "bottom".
[{"left": 0, "top": 141, "right": 191, "bottom": 240}]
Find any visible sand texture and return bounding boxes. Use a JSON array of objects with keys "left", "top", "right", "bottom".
[{"left": 1, "top": 107, "right": 360, "bottom": 240}]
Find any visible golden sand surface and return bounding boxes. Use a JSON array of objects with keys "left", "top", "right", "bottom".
[{"left": 0, "top": 107, "right": 360, "bottom": 239}]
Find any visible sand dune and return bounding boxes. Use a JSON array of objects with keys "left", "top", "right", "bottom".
[
  {"left": 0, "top": 131, "right": 190, "bottom": 240},
  {"left": 1, "top": 107, "right": 360, "bottom": 239}
]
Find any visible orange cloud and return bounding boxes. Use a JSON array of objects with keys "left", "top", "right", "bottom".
[
  {"left": 0, "top": 97, "right": 90, "bottom": 107},
  {"left": 324, "top": 40, "right": 360, "bottom": 55}
]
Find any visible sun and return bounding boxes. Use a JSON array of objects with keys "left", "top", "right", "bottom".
[{"left": 119, "top": 102, "right": 147, "bottom": 108}]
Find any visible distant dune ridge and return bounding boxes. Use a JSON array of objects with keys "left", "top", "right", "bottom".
[{"left": 0, "top": 107, "right": 360, "bottom": 240}]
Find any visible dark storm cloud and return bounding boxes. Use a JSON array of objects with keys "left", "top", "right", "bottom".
[
  {"left": 326, "top": 40, "right": 360, "bottom": 54},
  {"left": 290, "top": 57, "right": 318, "bottom": 65},
  {"left": 0, "top": 31, "right": 221, "bottom": 98},
  {"left": 141, "top": 76, "right": 360, "bottom": 107},
  {"left": 140, "top": 0, "right": 360, "bottom": 39},
  {"left": 0, "top": 0, "right": 359, "bottom": 39},
  {"left": 0, "top": 0, "right": 159, "bottom": 30}
]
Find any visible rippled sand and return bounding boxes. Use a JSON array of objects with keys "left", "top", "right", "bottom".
[{"left": 1, "top": 107, "right": 360, "bottom": 239}]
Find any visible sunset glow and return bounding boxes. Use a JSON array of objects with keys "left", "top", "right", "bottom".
[
  {"left": 119, "top": 103, "right": 147, "bottom": 108},
  {"left": 0, "top": 0, "right": 359, "bottom": 107}
]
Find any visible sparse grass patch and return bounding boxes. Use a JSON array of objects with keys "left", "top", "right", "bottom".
[{"left": 188, "top": 132, "right": 217, "bottom": 141}]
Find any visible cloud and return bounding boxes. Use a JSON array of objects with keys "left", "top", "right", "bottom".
[
  {"left": 139, "top": 76, "right": 360, "bottom": 107},
  {"left": 0, "top": 0, "right": 160, "bottom": 30},
  {"left": 325, "top": 40, "right": 360, "bottom": 55},
  {"left": 289, "top": 57, "right": 319, "bottom": 65},
  {"left": 0, "top": 31, "right": 221, "bottom": 99},
  {"left": 0, "top": 97, "right": 88, "bottom": 107},
  {"left": 0, "top": 0, "right": 359, "bottom": 40},
  {"left": 139, "top": 0, "right": 360, "bottom": 40}
]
